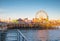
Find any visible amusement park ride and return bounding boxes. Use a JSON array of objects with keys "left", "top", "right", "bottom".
[
  {"left": 0, "top": 10, "right": 60, "bottom": 30},
  {"left": 35, "top": 10, "right": 60, "bottom": 28},
  {"left": 35, "top": 10, "right": 48, "bottom": 21}
]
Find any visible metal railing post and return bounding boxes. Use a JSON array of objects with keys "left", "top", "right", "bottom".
[{"left": 17, "top": 29, "right": 28, "bottom": 41}]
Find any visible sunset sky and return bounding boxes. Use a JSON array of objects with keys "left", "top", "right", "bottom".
[{"left": 0, "top": 0, "right": 60, "bottom": 20}]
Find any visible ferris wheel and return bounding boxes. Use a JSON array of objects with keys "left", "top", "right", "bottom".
[{"left": 35, "top": 10, "right": 48, "bottom": 21}]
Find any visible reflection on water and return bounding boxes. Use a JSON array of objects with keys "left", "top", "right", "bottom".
[{"left": 20, "top": 29, "right": 60, "bottom": 41}]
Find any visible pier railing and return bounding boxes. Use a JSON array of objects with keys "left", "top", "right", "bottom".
[
  {"left": 17, "top": 29, "right": 28, "bottom": 41},
  {"left": 0, "top": 29, "right": 28, "bottom": 41}
]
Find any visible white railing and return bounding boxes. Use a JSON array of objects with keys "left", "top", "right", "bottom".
[{"left": 17, "top": 29, "right": 28, "bottom": 41}]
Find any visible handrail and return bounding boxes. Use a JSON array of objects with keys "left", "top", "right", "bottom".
[{"left": 17, "top": 29, "right": 28, "bottom": 41}]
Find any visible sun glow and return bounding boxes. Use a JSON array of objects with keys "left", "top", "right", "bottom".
[{"left": 0, "top": 10, "right": 60, "bottom": 29}]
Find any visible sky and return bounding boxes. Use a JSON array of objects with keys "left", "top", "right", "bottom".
[{"left": 0, "top": 0, "right": 60, "bottom": 20}]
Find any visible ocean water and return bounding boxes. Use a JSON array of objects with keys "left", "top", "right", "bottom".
[
  {"left": 20, "top": 29, "right": 60, "bottom": 41},
  {"left": 0, "top": 29, "right": 60, "bottom": 41}
]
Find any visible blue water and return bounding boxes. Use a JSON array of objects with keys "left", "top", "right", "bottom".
[
  {"left": 20, "top": 29, "right": 60, "bottom": 41},
  {"left": 1, "top": 29, "right": 60, "bottom": 41}
]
